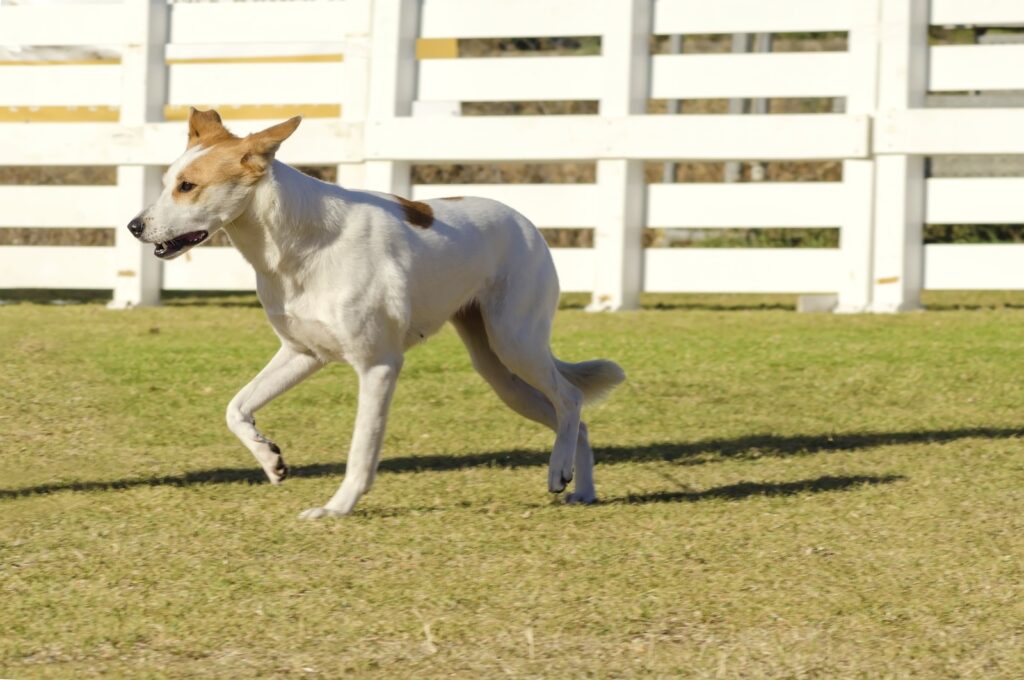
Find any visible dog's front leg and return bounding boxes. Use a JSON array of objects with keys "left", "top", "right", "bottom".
[
  {"left": 299, "top": 356, "right": 403, "bottom": 519},
  {"left": 226, "top": 345, "right": 323, "bottom": 483}
]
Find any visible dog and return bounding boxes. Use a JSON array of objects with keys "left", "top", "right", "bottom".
[{"left": 127, "top": 108, "right": 625, "bottom": 518}]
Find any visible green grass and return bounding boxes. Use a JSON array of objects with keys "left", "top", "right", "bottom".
[{"left": 2, "top": 294, "right": 1023, "bottom": 678}]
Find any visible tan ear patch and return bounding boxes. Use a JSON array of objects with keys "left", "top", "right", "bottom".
[
  {"left": 188, "top": 107, "right": 236, "bottom": 150},
  {"left": 393, "top": 195, "right": 434, "bottom": 229}
]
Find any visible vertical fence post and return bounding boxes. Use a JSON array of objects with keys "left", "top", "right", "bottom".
[
  {"left": 661, "top": 34, "right": 682, "bottom": 185},
  {"left": 109, "top": 0, "right": 168, "bottom": 309},
  {"left": 589, "top": 0, "right": 651, "bottom": 312},
  {"left": 836, "top": 0, "right": 881, "bottom": 313},
  {"left": 871, "top": 0, "right": 929, "bottom": 312},
  {"left": 364, "top": 0, "right": 419, "bottom": 196},
  {"left": 335, "top": 3, "right": 373, "bottom": 190},
  {"left": 724, "top": 34, "right": 752, "bottom": 184}
]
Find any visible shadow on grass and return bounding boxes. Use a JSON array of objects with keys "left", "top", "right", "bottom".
[
  {"left": 640, "top": 293, "right": 798, "bottom": 311},
  {"left": 358, "top": 427, "right": 1023, "bottom": 473},
  {"left": 0, "top": 289, "right": 111, "bottom": 305},
  {"left": 162, "top": 291, "right": 260, "bottom": 308},
  {"left": 606, "top": 474, "right": 904, "bottom": 505},
  {"left": 0, "top": 289, "right": 261, "bottom": 307},
  {"left": 921, "top": 290, "right": 1024, "bottom": 312},
  {"left": 1, "top": 426, "right": 1017, "bottom": 500}
]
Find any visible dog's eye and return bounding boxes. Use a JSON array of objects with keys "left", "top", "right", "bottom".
[{"left": 178, "top": 181, "right": 196, "bottom": 193}]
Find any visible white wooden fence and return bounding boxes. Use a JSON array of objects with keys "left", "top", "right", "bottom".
[{"left": 1, "top": 0, "right": 1023, "bottom": 311}]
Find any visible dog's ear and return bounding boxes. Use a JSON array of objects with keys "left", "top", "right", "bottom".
[
  {"left": 240, "top": 117, "right": 302, "bottom": 176},
  {"left": 187, "top": 107, "right": 233, "bottom": 149},
  {"left": 245, "top": 116, "right": 302, "bottom": 158}
]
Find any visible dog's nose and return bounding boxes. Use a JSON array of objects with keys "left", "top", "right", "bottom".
[{"left": 127, "top": 217, "right": 145, "bottom": 238}]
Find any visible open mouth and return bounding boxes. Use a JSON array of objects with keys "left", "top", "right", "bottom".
[{"left": 154, "top": 230, "right": 209, "bottom": 259}]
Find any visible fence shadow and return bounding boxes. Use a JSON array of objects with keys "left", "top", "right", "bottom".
[
  {"left": 643, "top": 300, "right": 795, "bottom": 312},
  {"left": 1, "top": 426, "right": 1017, "bottom": 500},
  {"left": 161, "top": 291, "right": 261, "bottom": 308},
  {"left": 0, "top": 289, "right": 111, "bottom": 306},
  {"left": 0, "top": 289, "right": 263, "bottom": 308}
]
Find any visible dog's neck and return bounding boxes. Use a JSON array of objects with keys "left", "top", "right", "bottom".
[{"left": 224, "top": 160, "right": 350, "bottom": 277}]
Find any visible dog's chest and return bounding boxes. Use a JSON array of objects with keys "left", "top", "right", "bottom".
[{"left": 267, "top": 313, "right": 346, "bottom": 362}]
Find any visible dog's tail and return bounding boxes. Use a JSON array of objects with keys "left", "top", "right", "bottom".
[{"left": 555, "top": 358, "right": 626, "bottom": 404}]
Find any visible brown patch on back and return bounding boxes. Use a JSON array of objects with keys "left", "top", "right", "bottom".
[
  {"left": 441, "top": 196, "right": 464, "bottom": 201},
  {"left": 393, "top": 195, "right": 434, "bottom": 229}
]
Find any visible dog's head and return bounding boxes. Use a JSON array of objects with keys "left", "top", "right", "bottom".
[{"left": 126, "top": 108, "right": 301, "bottom": 259}]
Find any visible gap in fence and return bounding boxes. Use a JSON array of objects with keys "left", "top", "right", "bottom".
[
  {"left": 925, "top": 226, "right": 1024, "bottom": 244},
  {"left": 453, "top": 99, "right": 841, "bottom": 116},
  {"left": 0, "top": 166, "right": 114, "bottom": 186},
  {"left": 651, "top": 33, "right": 847, "bottom": 54},
  {"left": 0, "top": 228, "right": 113, "bottom": 247},
  {"left": 643, "top": 160, "right": 842, "bottom": 183},
  {"left": 410, "top": 162, "right": 596, "bottom": 184},
  {"left": 645, "top": 228, "right": 840, "bottom": 249},
  {"left": 453, "top": 32, "right": 849, "bottom": 58},
  {"left": 462, "top": 101, "right": 598, "bottom": 115},
  {"left": 929, "top": 26, "right": 1024, "bottom": 45},
  {"left": 646, "top": 98, "right": 843, "bottom": 115},
  {"left": 458, "top": 36, "right": 601, "bottom": 58},
  {"left": 929, "top": 155, "right": 1024, "bottom": 177}
]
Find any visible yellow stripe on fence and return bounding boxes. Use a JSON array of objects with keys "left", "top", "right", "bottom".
[
  {"left": 416, "top": 38, "right": 458, "bottom": 59},
  {"left": 0, "top": 106, "right": 119, "bottom": 122},
  {"left": 0, "top": 58, "right": 120, "bottom": 67},
  {"left": 0, "top": 55, "right": 342, "bottom": 67},
  {"left": 164, "top": 104, "right": 341, "bottom": 120},
  {"left": 0, "top": 104, "right": 341, "bottom": 123},
  {"left": 166, "top": 54, "right": 344, "bottom": 65}
]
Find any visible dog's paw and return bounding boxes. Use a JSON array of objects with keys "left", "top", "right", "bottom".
[
  {"left": 253, "top": 440, "right": 288, "bottom": 485},
  {"left": 298, "top": 507, "right": 348, "bottom": 520},
  {"left": 561, "top": 456, "right": 575, "bottom": 488},
  {"left": 564, "top": 491, "right": 597, "bottom": 505},
  {"left": 547, "top": 466, "right": 573, "bottom": 493},
  {"left": 266, "top": 457, "right": 289, "bottom": 485}
]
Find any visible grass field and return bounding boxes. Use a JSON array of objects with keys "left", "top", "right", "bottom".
[{"left": 2, "top": 293, "right": 1023, "bottom": 678}]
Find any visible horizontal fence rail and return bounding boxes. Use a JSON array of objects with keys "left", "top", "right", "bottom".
[
  {"left": 652, "top": 0, "right": 856, "bottom": 34},
  {"left": 1, "top": 0, "right": 1023, "bottom": 313},
  {"left": 364, "top": 116, "right": 871, "bottom": 162}
]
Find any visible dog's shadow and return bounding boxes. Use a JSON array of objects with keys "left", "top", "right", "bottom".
[
  {"left": 2, "top": 426, "right": 1017, "bottom": 504},
  {"left": 606, "top": 474, "right": 903, "bottom": 505}
]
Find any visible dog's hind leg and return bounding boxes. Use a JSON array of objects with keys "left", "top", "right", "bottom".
[
  {"left": 299, "top": 355, "right": 403, "bottom": 519},
  {"left": 226, "top": 345, "right": 323, "bottom": 484},
  {"left": 566, "top": 422, "right": 596, "bottom": 504},
  {"left": 452, "top": 304, "right": 597, "bottom": 502},
  {"left": 476, "top": 301, "right": 583, "bottom": 495}
]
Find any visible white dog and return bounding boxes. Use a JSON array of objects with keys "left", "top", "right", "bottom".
[{"left": 128, "top": 108, "right": 625, "bottom": 518}]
